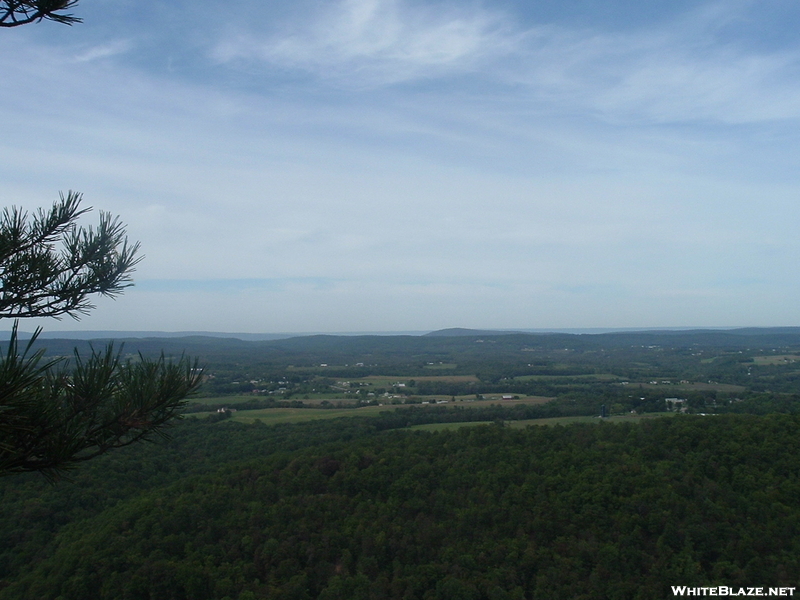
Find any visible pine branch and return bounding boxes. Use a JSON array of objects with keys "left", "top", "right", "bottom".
[
  {"left": 0, "top": 0, "right": 81, "bottom": 27},
  {"left": 0, "top": 328, "right": 203, "bottom": 477},
  {"left": 0, "top": 192, "right": 142, "bottom": 320}
]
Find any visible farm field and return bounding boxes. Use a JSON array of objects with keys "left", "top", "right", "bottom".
[
  {"left": 193, "top": 395, "right": 555, "bottom": 425},
  {"left": 752, "top": 354, "right": 800, "bottom": 365}
]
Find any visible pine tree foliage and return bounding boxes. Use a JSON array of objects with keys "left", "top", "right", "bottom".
[
  {"left": 0, "top": 324, "right": 202, "bottom": 478},
  {"left": 0, "top": 0, "right": 80, "bottom": 27},
  {"left": 0, "top": 0, "right": 200, "bottom": 477},
  {"left": 0, "top": 193, "right": 201, "bottom": 477},
  {"left": 0, "top": 191, "right": 141, "bottom": 320}
]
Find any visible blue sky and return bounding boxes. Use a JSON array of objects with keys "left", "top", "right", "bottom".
[{"left": 2, "top": 0, "right": 800, "bottom": 333}]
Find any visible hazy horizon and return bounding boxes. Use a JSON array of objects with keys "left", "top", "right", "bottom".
[{"left": 4, "top": 325, "right": 796, "bottom": 342}]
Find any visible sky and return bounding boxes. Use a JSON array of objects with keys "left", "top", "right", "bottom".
[{"left": 2, "top": 0, "right": 800, "bottom": 333}]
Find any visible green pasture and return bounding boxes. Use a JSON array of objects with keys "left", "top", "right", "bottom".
[
  {"left": 190, "top": 395, "right": 555, "bottom": 425},
  {"left": 752, "top": 354, "right": 800, "bottom": 366},
  {"left": 189, "top": 403, "right": 677, "bottom": 429}
]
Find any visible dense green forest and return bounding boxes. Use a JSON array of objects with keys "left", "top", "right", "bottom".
[
  {"left": 2, "top": 329, "right": 800, "bottom": 599},
  {"left": 2, "top": 415, "right": 799, "bottom": 599}
]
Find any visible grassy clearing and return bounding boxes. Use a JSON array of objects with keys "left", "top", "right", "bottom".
[
  {"left": 189, "top": 396, "right": 555, "bottom": 425},
  {"left": 194, "top": 403, "right": 673, "bottom": 429},
  {"left": 752, "top": 354, "right": 800, "bottom": 365}
]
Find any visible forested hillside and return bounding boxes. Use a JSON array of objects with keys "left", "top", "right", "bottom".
[
  {"left": 3, "top": 330, "right": 800, "bottom": 599},
  {"left": 2, "top": 414, "right": 798, "bottom": 599}
]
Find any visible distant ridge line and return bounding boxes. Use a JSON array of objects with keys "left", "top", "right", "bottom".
[
  {"left": 0, "top": 331, "right": 297, "bottom": 342},
  {"left": 424, "top": 326, "right": 800, "bottom": 337},
  {"left": 3, "top": 326, "right": 800, "bottom": 342}
]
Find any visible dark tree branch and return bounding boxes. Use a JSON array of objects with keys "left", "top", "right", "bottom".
[
  {"left": 0, "top": 0, "right": 199, "bottom": 480},
  {"left": 0, "top": 0, "right": 81, "bottom": 27},
  {"left": 0, "top": 325, "right": 203, "bottom": 478},
  {"left": 0, "top": 191, "right": 199, "bottom": 478},
  {"left": 0, "top": 191, "right": 142, "bottom": 320}
]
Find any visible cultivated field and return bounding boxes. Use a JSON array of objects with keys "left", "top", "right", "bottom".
[
  {"left": 752, "top": 354, "right": 800, "bottom": 365},
  {"left": 190, "top": 395, "right": 554, "bottom": 425}
]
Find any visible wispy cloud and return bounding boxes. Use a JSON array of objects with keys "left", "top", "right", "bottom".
[
  {"left": 212, "top": 0, "right": 519, "bottom": 84},
  {"left": 516, "top": 24, "right": 800, "bottom": 125},
  {"left": 72, "top": 39, "right": 133, "bottom": 63},
  {"left": 210, "top": 0, "right": 800, "bottom": 125},
  {"left": 483, "top": 0, "right": 800, "bottom": 126}
]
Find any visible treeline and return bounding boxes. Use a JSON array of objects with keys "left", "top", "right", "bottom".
[
  {"left": 2, "top": 414, "right": 800, "bottom": 599},
  {"left": 716, "top": 393, "right": 800, "bottom": 415}
]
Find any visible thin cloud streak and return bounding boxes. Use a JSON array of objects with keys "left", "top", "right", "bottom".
[
  {"left": 212, "top": 0, "right": 522, "bottom": 84},
  {"left": 72, "top": 39, "right": 134, "bottom": 62},
  {"left": 212, "top": 0, "right": 800, "bottom": 126}
]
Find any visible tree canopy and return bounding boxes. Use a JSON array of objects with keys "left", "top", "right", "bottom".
[
  {"left": 2, "top": 414, "right": 798, "bottom": 598},
  {"left": 0, "top": 324, "right": 202, "bottom": 477}
]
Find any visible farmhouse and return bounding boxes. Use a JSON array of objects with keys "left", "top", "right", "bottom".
[{"left": 665, "top": 398, "right": 687, "bottom": 412}]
